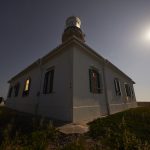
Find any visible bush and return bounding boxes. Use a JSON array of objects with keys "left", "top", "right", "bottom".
[
  {"left": 0, "top": 107, "right": 59, "bottom": 149},
  {"left": 1, "top": 107, "right": 150, "bottom": 149},
  {"left": 88, "top": 107, "right": 150, "bottom": 150}
]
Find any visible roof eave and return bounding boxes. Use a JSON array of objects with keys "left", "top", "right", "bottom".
[{"left": 8, "top": 36, "right": 135, "bottom": 84}]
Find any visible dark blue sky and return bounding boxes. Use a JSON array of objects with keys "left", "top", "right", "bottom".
[{"left": 0, "top": 0, "right": 150, "bottom": 101}]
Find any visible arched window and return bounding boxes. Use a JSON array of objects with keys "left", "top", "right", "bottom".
[
  {"left": 89, "top": 68, "right": 101, "bottom": 93},
  {"left": 23, "top": 78, "right": 31, "bottom": 96}
]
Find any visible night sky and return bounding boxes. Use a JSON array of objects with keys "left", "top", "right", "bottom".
[{"left": 0, "top": 0, "right": 150, "bottom": 101}]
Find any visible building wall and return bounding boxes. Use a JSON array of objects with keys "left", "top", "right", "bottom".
[
  {"left": 6, "top": 41, "right": 137, "bottom": 123},
  {"left": 72, "top": 45, "right": 108, "bottom": 123},
  {"left": 6, "top": 47, "right": 73, "bottom": 122},
  {"left": 72, "top": 44, "right": 137, "bottom": 123},
  {"left": 6, "top": 66, "right": 41, "bottom": 114},
  {"left": 38, "top": 47, "right": 73, "bottom": 121},
  {"left": 104, "top": 66, "right": 137, "bottom": 114}
]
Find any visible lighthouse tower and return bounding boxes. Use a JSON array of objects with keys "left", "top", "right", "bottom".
[{"left": 62, "top": 16, "right": 85, "bottom": 43}]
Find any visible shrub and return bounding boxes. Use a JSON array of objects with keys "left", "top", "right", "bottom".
[{"left": 88, "top": 107, "right": 150, "bottom": 149}]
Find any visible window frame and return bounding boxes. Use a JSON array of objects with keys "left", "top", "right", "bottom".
[
  {"left": 22, "top": 77, "right": 31, "bottom": 97},
  {"left": 124, "top": 83, "right": 132, "bottom": 97},
  {"left": 114, "top": 78, "right": 122, "bottom": 96},
  {"left": 14, "top": 83, "right": 20, "bottom": 97},
  {"left": 43, "top": 68, "right": 55, "bottom": 94},
  {"left": 130, "top": 86, "right": 135, "bottom": 98},
  {"left": 89, "top": 68, "right": 102, "bottom": 94}
]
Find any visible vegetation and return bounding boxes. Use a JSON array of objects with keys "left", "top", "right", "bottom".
[
  {"left": 88, "top": 107, "right": 150, "bottom": 149},
  {"left": 0, "top": 107, "right": 59, "bottom": 149},
  {"left": 0, "top": 106, "right": 150, "bottom": 149}
]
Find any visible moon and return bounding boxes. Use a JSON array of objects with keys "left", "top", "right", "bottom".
[{"left": 143, "top": 29, "right": 150, "bottom": 41}]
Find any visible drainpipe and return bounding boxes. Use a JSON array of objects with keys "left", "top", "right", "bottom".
[
  {"left": 102, "top": 61, "right": 110, "bottom": 115},
  {"left": 35, "top": 59, "right": 42, "bottom": 116}
]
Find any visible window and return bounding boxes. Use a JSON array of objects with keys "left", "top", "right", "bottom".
[
  {"left": 8, "top": 86, "right": 13, "bottom": 98},
  {"left": 124, "top": 84, "right": 131, "bottom": 97},
  {"left": 89, "top": 68, "right": 101, "bottom": 93},
  {"left": 14, "top": 83, "right": 20, "bottom": 97},
  {"left": 114, "top": 78, "right": 121, "bottom": 96},
  {"left": 130, "top": 87, "right": 135, "bottom": 98},
  {"left": 22, "top": 78, "right": 31, "bottom": 96},
  {"left": 43, "top": 69, "right": 54, "bottom": 94}
]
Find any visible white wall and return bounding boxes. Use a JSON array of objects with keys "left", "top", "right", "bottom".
[
  {"left": 104, "top": 66, "right": 137, "bottom": 114},
  {"left": 6, "top": 41, "right": 137, "bottom": 123},
  {"left": 6, "top": 66, "right": 41, "bottom": 114},
  {"left": 72, "top": 44, "right": 137, "bottom": 123},
  {"left": 73, "top": 45, "right": 108, "bottom": 123},
  {"left": 6, "top": 46, "right": 73, "bottom": 122},
  {"left": 38, "top": 47, "right": 73, "bottom": 121}
]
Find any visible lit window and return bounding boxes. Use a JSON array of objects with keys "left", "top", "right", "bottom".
[
  {"left": 25, "top": 79, "right": 30, "bottom": 91},
  {"left": 114, "top": 78, "right": 121, "bottom": 96},
  {"left": 43, "top": 69, "right": 54, "bottom": 94},
  {"left": 23, "top": 78, "right": 31, "bottom": 96},
  {"left": 14, "top": 83, "right": 20, "bottom": 97},
  {"left": 89, "top": 68, "right": 101, "bottom": 93}
]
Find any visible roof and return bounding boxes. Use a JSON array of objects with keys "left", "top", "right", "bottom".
[{"left": 8, "top": 36, "right": 135, "bottom": 84}]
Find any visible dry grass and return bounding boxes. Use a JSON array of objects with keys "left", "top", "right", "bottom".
[{"left": 0, "top": 106, "right": 150, "bottom": 149}]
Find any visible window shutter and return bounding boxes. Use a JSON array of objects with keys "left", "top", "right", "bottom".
[
  {"left": 97, "top": 72, "right": 100, "bottom": 93},
  {"left": 114, "top": 79, "right": 118, "bottom": 94},
  {"left": 89, "top": 69, "right": 92, "bottom": 92},
  {"left": 128, "top": 86, "right": 131, "bottom": 97},
  {"left": 130, "top": 87, "right": 134, "bottom": 98},
  {"left": 125, "top": 84, "right": 129, "bottom": 97},
  {"left": 43, "top": 71, "right": 49, "bottom": 94},
  {"left": 43, "top": 73, "right": 46, "bottom": 94},
  {"left": 17, "top": 83, "right": 20, "bottom": 96},
  {"left": 49, "top": 69, "right": 54, "bottom": 93},
  {"left": 118, "top": 81, "right": 121, "bottom": 95},
  {"left": 114, "top": 78, "right": 121, "bottom": 96},
  {"left": 14, "top": 83, "right": 20, "bottom": 97},
  {"left": 43, "top": 69, "right": 54, "bottom": 94},
  {"left": 28, "top": 78, "right": 31, "bottom": 95}
]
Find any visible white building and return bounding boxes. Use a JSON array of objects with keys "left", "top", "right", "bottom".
[{"left": 6, "top": 16, "right": 137, "bottom": 123}]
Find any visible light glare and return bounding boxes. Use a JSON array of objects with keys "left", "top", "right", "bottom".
[{"left": 144, "top": 29, "right": 150, "bottom": 41}]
